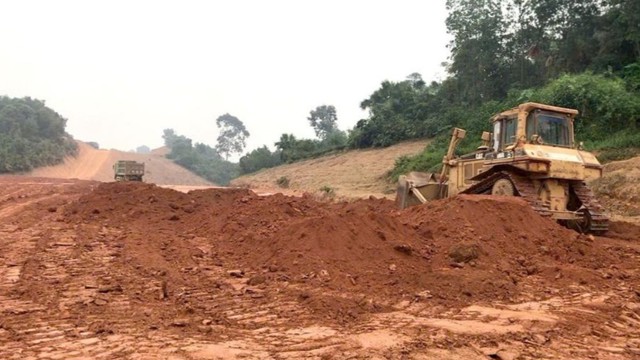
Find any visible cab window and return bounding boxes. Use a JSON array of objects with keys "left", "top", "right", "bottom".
[
  {"left": 492, "top": 121, "right": 500, "bottom": 152},
  {"left": 537, "top": 114, "right": 569, "bottom": 146},
  {"left": 526, "top": 110, "right": 572, "bottom": 147},
  {"left": 492, "top": 117, "right": 517, "bottom": 151},
  {"left": 503, "top": 118, "right": 517, "bottom": 146}
]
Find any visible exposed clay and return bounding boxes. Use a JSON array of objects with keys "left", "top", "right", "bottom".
[{"left": 1, "top": 177, "right": 639, "bottom": 359}]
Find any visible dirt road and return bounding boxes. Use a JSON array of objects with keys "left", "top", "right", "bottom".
[
  {"left": 29, "top": 142, "right": 213, "bottom": 186},
  {"left": 1, "top": 177, "right": 639, "bottom": 359}
]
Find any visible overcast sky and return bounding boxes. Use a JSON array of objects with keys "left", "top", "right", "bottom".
[{"left": 1, "top": 0, "right": 450, "bottom": 156}]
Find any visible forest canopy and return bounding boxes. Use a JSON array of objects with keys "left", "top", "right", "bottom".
[{"left": 0, "top": 96, "right": 77, "bottom": 172}]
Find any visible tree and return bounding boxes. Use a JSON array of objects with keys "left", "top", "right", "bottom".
[
  {"left": 215, "top": 113, "right": 250, "bottom": 160},
  {"left": 0, "top": 96, "right": 77, "bottom": 173},
  {"left": 136, "top": 145, "right": 150, "bottom": 153},
  {"left": 162, "top": 128, "right": 193, "bottom": 157},
  {"left": 307, "top": 105, "right": 339, "bottom": 140},
  {"left": 162, "top": 129, "right": 179, "bottom": 148},
  {"left": 160, "top": 129, "right": 239, "bottom": 185},
  {"left": 239, "top": 146, "right": 282, "bottom": 174},
  {"left": 406, "top": 73, "right": 426, "bottom": 88},
  {"left": 445, "top": 0, "right": 509, "bottom": 104},
  {"left": 275, "top": 133, "right": 297, "bottom": 153},
  {"left": 593, "top": 0, "right": 640, "bottom": 71},
  {"left": 531, "top": 72, "right": 640, "bottom": 136},
  {"left": 352, "top": 76, "right": 440, "bottom": 147}
]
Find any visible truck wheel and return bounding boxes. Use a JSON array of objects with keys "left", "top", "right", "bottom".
[{"left": 491, "top": 178, "right": 516, "bottom": 196}]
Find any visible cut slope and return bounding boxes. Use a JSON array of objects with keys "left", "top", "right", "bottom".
[
  {"left": 28, "top": 141, "right": 213, "bottom": 186},
  {"left": 231, "top": 139, "right": 428, "bottom": 199},
  {"left": 590, "top": 155, "right": 640, "bottom": 223}
]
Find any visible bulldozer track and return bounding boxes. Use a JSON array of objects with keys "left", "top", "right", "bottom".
[
  {"left": 571, "top": 181, "right": 609, "bottom": 233},
  {"left": 462, "top": 171, "right": 608, "bottom": 232},
  {"left": 461, "top": 171, "right": 550, "bottom": 216}
]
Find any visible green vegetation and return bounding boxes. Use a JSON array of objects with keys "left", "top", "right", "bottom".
[
  {"left": 241, "top": 0, "right": 639, "bottom": 181},
  {"left": 238, "top": 105, "right": 348, "bottom": 172},
  {"left": 319, "top": 185, "right": 335, "bottom": 198},
  {"left": 389, "top": 72, "right": 640, "bottom": 179},
  {"left": 307, "top": 105, "right": 344, "bottom": 141},
  {"left": 239, "top": 146, "right": 283, "bottom": 174},
  {"left": 0, "top": 96, "right": 77, "bottom": 172},
  {"left": 162, "top": 129, "right": 238, "bottom": 185},
  {"left": 215, "top": 114, "right": 250, "bottom": 160},
  {"left": 276, "top": 176, "right": 290, "bottom": 188},
  {"left": 161, "top": 113, "right": 250, "bottom": 184},
  {"left": 273, "top": 105, "right": 348, "bottom": 164},
  {"left": 199, "top": 0, "right": 640, "bottom": 183},
  {"left": 383, "top": 0, "right": 640, "bottom": 178}
]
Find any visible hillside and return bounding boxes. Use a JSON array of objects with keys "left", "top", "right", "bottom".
[
  {"left": 28, "top": 141, "right": 213, "bottom": 186},
  {"left": 231, "top": 139, "right": 429, "bottom": 198},
  {"left": 591, "top": 156, "right": 640, "bottom": 224}
]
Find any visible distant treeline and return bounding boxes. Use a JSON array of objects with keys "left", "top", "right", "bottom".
[
  {"left": 0, "top": 96, "right": 77, "bottom": 172},
  {"left": 161, "top": 129, "right": 239, "bottom": 185}
]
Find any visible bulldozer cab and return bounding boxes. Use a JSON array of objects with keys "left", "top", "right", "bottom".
[{"left": 490, "top": 103, "right": 577, "bottom": 153}]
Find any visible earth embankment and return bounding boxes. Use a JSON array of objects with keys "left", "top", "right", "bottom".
[{"left": 27, "top": 141, "right": 213, "bottom": 186}]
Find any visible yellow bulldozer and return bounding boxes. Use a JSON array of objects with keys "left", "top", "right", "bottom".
[{"left": 396, "top": 102, "right": 608, "bottom": 233}]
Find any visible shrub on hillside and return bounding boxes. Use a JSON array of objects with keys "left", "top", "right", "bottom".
[{"left": 239, "top": 146, "right": 282, "bottom": 174}]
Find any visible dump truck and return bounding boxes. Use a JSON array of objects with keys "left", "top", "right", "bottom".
[
  {"left": 113, "top": 160, "right": 145, "bottom": 182},
  {"left": 396, "top": 102, "right": 608, "bottom": 233}
]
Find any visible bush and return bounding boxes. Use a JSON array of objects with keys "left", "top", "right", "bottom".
[
  {"left": 239, "top": 146, "right": 282, "bottom": 174},
  {"left": 530, "top": 73, "right": 640, "bottom": 139},
  {"left": 318, "top": 185, "right": 336, "bottom": 199},
  {"left": 276, "top": 176, "right": 290, "bottom": 188}
]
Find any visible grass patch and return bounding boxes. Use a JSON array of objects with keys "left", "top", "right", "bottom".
[{"left": 585, "top": 131, "right": 640, "bottom": 163}]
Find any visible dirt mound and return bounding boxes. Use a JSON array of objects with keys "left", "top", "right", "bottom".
[
  {"left": 49, "top": 182, "right": 628, "bottom": 329},
  {"left": 402, "top": 195, "right": 619, "bottom": 287},
  {"left": 64, "top": 184, "right": 433, "bottom": 301},
  {"left": 3, "top": 177, "right": 640, "bottom": 358},
  {"left": 608, "top": 220, "right": 640, "bottom": 241},
  {"left": 28, "top": 141, "right": 213, "bottom": 186}
]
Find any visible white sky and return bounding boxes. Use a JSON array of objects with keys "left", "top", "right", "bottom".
[{"left": 1, "top": 0, "right": 450, "bottom": 156}]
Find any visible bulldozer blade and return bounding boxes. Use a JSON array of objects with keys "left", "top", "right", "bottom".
[{"left": 396, "top": 172, "right": 444, "bottom": 209}]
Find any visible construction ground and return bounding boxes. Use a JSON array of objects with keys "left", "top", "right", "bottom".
[{"left": 1, "top": 141, "right": 640, "bottom": 359}]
